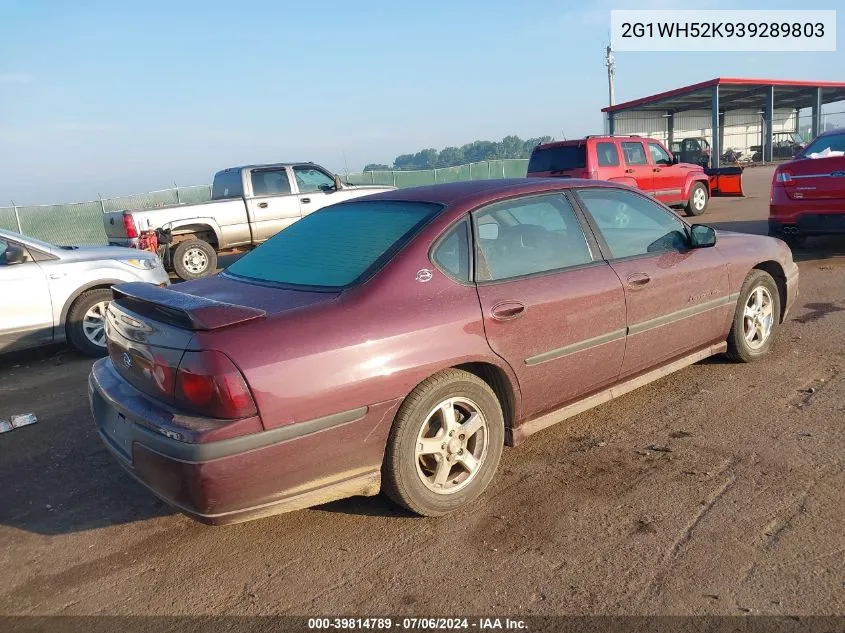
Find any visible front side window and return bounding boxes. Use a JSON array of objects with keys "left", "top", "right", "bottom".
[
  {"left": 648, "top": 143, "right": 672, "bottom": 166},
  {"left": 473, "top": 193, "right": 593, "bottom": 282},
  {"left": 431, "top": 220, "right": 470, "bottom": 282},
  {"left": 293, "top": 167, "right": 335, "bottom": 193},
  {"left": 596, "top": 142, "right": 620, "bottom": 167},
  {"left": 621, "top": 142, "right": 648, "bottom": 166},
  {"left": 0, "top": 238, "right": 33, "bottom": 266},
  {"left": 226, "top": 200, "right": 440, "bottom": 288},
  {"left": 576, "top": 188, "right": 688, "bottom": 259},
  {"left": 250, "top": 169, "right": 291, "bottom": 196}
]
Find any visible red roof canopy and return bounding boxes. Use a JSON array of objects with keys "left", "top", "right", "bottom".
[{"left": 603, "top": 78, "right": 845, "bottom": 113}]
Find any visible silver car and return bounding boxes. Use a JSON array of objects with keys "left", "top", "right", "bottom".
[{"left": 0, "top": 228, "right": 169, "bottom": 356}]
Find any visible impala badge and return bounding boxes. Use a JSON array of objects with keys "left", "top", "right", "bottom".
[
  {"left": 415, "top": 269, "right": 433, "bottom": 283},
  {"left": 122, "top": 352, "right": 132, "bottom": 369}
]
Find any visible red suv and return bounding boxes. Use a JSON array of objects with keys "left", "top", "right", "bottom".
[
  {"left": 769, "top": 127, "right": 845, "bottom": 248},
  {"left": 528, "top": 135, "right": 711, "bottom": 216}
]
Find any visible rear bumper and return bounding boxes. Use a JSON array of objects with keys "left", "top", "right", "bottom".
[
  {"left": 108, "top": 237, "right": 139, "bottom": 248},
  {"left": 769, "top": 215, "right": 845, "bottom": 237},
  {"left": 89, "top": 359, "right": 394, "bottom": 524}
]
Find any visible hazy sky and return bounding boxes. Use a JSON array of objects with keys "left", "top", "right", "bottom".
[{"left": 1, "top": 0, "right": 843, "bottom": 204}]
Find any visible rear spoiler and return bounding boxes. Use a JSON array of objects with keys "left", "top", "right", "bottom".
[
  {"left": 112, "top": 282, "right": 266, "bottom": 331},
  {"left": 705, "top": 166, "right": 744, "bottom": 197}
]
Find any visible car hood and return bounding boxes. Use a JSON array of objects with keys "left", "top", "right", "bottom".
[{"left": 53, "top": 244, "right": 158, "bottom": 263}]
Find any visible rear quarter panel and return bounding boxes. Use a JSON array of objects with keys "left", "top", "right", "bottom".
[{"left": 196, "top": 212, "right": 519, "bottom": 432}]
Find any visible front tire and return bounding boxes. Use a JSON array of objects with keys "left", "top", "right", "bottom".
[
  {"left": 172, "top": 238, "right": 217, "bottom": 281},
  {"left": 684, "top": 182, "right": 708, "bottom": 216},
  {"left": 726, "top": 270, "right": 780, "bottom": 363},
  {"left": 382, "top": 369, "right": 505, "bottom": 516},
  {"left": 66, "top": 288, "right": 113, "bottom": 357}
]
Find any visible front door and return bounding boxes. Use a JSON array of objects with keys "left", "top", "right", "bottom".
[
  {"left": 647, "top": 141, "right": 684, "bottom": 205},
  {"left": 620, "top": 141, "right": 653, "bottom": 193},
  {"left": 574, "top": 187, "right": 730, "bottom": 378},
  {"left": 472, "top": 192, "right": 627, "bottom": 419},
  {"left": 0, "top": 238, "right": 53, "bottom": 352},
  {"left": 245, "top": 167, "right": 302, "bottom": 243}
]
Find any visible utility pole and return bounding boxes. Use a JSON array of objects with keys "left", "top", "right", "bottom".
[{"left": 605, "top": 43, "right": 616, "bottom": 107}]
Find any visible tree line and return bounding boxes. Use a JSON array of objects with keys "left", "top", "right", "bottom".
[{"left": 363, "top": 135, "right": 554, "bottom": 172}]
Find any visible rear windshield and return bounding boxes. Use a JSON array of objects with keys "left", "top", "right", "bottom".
[
  {"left": 801, "top": 132, "right": 845, "bottom": 156},
  {"left": 226, "top": 200, "right": 441, "bottom": 289},
  {"left": 527, "top": 145, "right": 587, "bottom": 173},
  {"left": 211, "top": 170, "right": 244, "bottom": 200}
]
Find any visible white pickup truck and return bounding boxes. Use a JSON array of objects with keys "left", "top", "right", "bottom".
[{"left": 104, "top": 162, "right": 394, "bottom": 280}]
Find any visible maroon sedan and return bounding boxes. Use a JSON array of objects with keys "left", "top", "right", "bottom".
[{"left": 89, "top": 179, "right": 799, "bottom": 524}]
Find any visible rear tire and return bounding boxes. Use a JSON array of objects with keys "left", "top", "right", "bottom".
[
  {"left": 684, "top": 182, "right": 708, "bottom": 216},
  {"left": 66, "top": 288, "right": 113, "bottom": 357},
  {"left": 172, "top": 238, "right": 217, "bottom": 281},
  {"left": 726, "top": 270, "right": 780, "bottom": 363},
  {"left": 382, "top": 369, "right": 505, "bottom": 516}
]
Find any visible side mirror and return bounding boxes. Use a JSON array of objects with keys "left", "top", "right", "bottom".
[
  {"left": 690, "top": 224, "right": 716, "bottom": 248},
  {"left": 333, "top": 174, "right": 344, "bottom": 191},
  {"left": 671, "top": 153, "right": 680, "bottom": 165},
  {"left": 3, "top": 244, "right": 27, "bottom": 265}
]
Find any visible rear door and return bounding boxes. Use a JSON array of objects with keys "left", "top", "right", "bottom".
[
  {"left": 473, "top": 192, "right": 627, "bottom": 419},
  {"left": 620, "top": 141, "right": 654, "bottom": 193},
  {"left": 573, "top": 187, "right": 730, "bottom": 378},
  {"left": 244, "top": 167, "right": 302, "bottom": 242},
  {"left": 0, "top": 238, "right": 53, "bottom": 352},
  {"left": 647, "top": 141, "right": 684, "bottom": 205}
]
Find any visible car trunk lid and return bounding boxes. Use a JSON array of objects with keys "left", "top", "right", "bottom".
[
  {"left": 779, "top": 155, "right": 845, "bottom": 201},
  {"left": 105, "top": 279, "right": 339, "bottom": 404}
]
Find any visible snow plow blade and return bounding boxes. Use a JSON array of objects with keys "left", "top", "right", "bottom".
[{"left": 706, "top": 166, "right": 744, "bottom": 197}]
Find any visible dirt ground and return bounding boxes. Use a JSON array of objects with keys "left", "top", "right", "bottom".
[{"left": 0, "top": 166, "right": 843, "bottom": 621}]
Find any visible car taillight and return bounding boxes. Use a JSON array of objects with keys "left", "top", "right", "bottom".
[
  {"left": 122, "top": 212, "right": 138, "bottom": 239},
  {"left": 775, "top": 170, "right": 794, "bottom": 184},
  {"left": 175, "top": 350, "right": 257, "bottom": 419}
]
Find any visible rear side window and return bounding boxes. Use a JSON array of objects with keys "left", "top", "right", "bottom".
[
  {"left": 432, "top": 220, "right": 470, "bottom": 282},
  {"left": 473, "top": 193, "right": 593, "bottom": 281},
  {"left": 596, "top": 142, "right": 620, "bottom": 167},
  {"left": 527, "top": 145, "right": 587, "bottom": 173},
  {"left": 621, "top": 142, "right": 648, "bottom": 166},
  {"left": 226, "top": 201, "right": 441, "bottom": 288},
  {"left": 211, "top": 170, "right": 244, "bottom": 200},
  {"left": 251, "top": 169, "right": 291, "bottom": 196}
]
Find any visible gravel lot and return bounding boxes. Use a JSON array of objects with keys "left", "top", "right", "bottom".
[{"left": 1, "top": 166, "right": 843, "bottom": 621}]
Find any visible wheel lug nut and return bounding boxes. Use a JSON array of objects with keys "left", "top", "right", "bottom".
[
  {"left": 458, "top": 449, "right": 464, "bottom": 455},
  {"left": 459, "top": 434, "right": 465, "bottom": 440},
  {"left": 441, "top": 443, "right": 446, "bottom": 450},
  {"left": 449, "top": 431, "right": 454, "bottom": 437}
]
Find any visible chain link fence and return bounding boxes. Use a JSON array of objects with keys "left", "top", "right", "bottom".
[
  {"left": 0, "top": 185, "right": 212, "bottom": 245},
  {"left": 0, "top": 162, "right": 527, "bottom": 245}
]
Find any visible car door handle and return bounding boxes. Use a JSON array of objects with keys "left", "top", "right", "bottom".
[
  {"left": 490, "top": 301, "right": 525, "bottom": 321},
  {"left": 49, "top": 273, "right": 66, "bottom": 279},
  {"left": 258, "top": 202, "right": 268, "bottom": 208},
  {"left": 653, "top": 168, "right": 661, "bottom": 172},
  {"left": 626, "top": 272, "right": 651, "bottom": 288},
  {"left": 301, "top": 198, "right": 311, "bottom": 204},
  {"left": 625, "top": 168, "right": 634, "bottom": 173}
]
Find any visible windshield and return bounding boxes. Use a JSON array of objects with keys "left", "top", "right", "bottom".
[
  {"left": 226, "top": 200, "right": 441, "bottom": 289},
  {"left": 527, "top": 145, "right": 587, "bottom": 173},
  {"left": 801, "top": 132, "right": 845, "bottom": 156}
]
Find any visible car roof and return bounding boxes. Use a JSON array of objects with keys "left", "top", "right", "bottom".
[
  {"left": 0, "top": 228, "right": 56, "bottom": 252},
  {"left": 215, "top": 162, "right": 320, "bottom": 174},
  {"left": 355, "top": 178, "right": 627, "bottom": 211},
  {"left": 534, "top": 136, "right": 656, "bottom": 150},
  {"left": 816, "top": 127, "right": 845, "bottom": 138}
]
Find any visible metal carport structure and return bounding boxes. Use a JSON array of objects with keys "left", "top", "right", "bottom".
[{"left": 602, "top": 78, "right": 845, "bottom": 167}]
